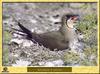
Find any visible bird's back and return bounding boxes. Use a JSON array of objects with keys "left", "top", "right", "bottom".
[{"left": 33, "top": 31, "right": 69, "bottom": 50}]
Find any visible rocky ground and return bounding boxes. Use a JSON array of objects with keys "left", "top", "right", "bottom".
[{"left": 2, "top": 3, "right": 97, "bottom": 66}]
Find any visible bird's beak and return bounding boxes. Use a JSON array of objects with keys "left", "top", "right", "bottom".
[{"left": 71, "top": 16, "right": 80, "bottom": 22}]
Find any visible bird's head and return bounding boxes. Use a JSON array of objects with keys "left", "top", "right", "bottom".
[{"left": 62, "top": 14, "right": 80, "bottom": 29}]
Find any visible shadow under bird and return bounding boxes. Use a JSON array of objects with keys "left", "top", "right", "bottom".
[{"left": 14, "top": 14, "right": 81, "bottom": 50}]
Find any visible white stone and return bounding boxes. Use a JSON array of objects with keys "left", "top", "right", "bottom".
[
  {"left": 22, "top": 40, "right": 33, "bottom": 47},
  {"left": 13, "top": 54, "right": 19, "bottom": 57},
  {"left": 44, "top": 62, "right": 55, "bottom": 67},
  {"left": 10, "top": 38, "right": 33, "bottom": 47},
  {"left": 38, "top": 59, "right": 64, "bottom": 67},
  {"left": 90, "top": 54, "right": 96, "bottom": 61},
  {"left": 52, "top": 59, "right": 64, "bottom": 66},
  {"left": 31, "top": 29, "right": 35, "bottom": 32},
  {"left": 38, "top": 62, "right": 45, "bottom": 66},
  {"left": 78, "top": 34, "right": 84, "bottom": 40},
  {"left": 12, "top": 59, "right": 31, "bottom": 66},
  {"left": 10, "top": 38, "right": 23, "bottom": 44},
  {"left": 49, "top": 16, "right": 60, "bottom": 22},
  {"left": 30, "top": 19, "right": 37, "bottom": 23}
]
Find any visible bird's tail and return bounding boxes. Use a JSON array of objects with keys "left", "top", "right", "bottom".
[
  {"left": 17, "top": 21, "right": 38, "bottom": 43},
  {"left": 11, "top": 16, "right": 33, "bottom": 39},
  {"left": 17, "top": 22, "right": 33, "bottom": 38},
  {"left": 12, "top": 16, "right": 38, "bottom": 43}
]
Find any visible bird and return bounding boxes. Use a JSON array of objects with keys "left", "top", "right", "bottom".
[{"left": 14, "top": 14, "right": 80, "bottom": 51}]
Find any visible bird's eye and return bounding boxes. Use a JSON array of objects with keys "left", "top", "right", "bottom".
[
  {"left": 71, "top": 16, "right": 76, "bottom": 20},
  {"left": 71, "top": 16, "right": 78, "bottom": 21}
]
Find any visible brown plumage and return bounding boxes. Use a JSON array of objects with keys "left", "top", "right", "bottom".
[{"left": 16, "top": 14, "right": 80, "bottom": 50}]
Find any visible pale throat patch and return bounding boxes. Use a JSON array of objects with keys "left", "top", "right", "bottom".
[{"left": 67, "top": 19, "right": 75, "bottom": 29}]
